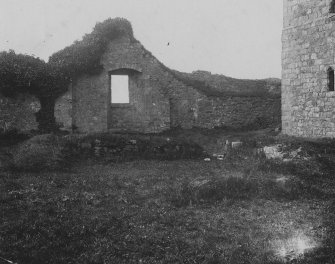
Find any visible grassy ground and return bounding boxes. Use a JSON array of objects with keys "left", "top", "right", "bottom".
[{"left": 1, "top": 130, "right": 335, "bottom": 264}]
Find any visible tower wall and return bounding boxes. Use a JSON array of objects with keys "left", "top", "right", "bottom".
[{"left": 282, "top": 0, "right": 335, "bottom": 137}]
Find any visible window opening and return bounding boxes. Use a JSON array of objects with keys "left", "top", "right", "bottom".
[{"left": 111, "top": 75, "right": 129, "bottom": 103}]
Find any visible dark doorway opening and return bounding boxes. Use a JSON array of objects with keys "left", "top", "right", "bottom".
[{"left": 328, "top": 67, "right": 334, "bottom": 91}]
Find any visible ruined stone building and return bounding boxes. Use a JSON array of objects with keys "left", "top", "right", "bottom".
[
  {"left": 1, "top": 18, "right": 281, "bottom": 134},
  {"left": 282, "top": 0, "right": 335, "bottom": 138}
]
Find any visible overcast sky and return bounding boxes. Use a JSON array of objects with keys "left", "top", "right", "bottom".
[{"left": 0, "top": 0, "right": 283, "bottom": 79}]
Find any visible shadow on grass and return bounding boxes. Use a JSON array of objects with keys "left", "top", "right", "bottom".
[{"left": 168, "top": 175, "right": 329, "bottom": 208}]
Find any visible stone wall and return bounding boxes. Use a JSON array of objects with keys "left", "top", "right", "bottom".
[
  {"left": 194, "top": 96, "right": 281, "bottom": 129},
  {"left": 72, "top": 73, "right": 109, "bottom": 133},
  {"left": 0, "top": 93, "right": 40, "bottom": 132},
  {"left": 282, "top": 0, "right": 335, "bottom": 138},
  {"left": 103, "top": 40, "right": 171, "bottom": 132},
  {"left": 71, "top": 35, "right": 281, "bottom": 133},
  {"left": 71, "top": 36, "right": 172, "bottom": 133}
]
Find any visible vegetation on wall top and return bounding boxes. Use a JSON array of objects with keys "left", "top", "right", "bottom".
[
  {"left": 171, "top": 70, "right": 281, "bottom": 98},
  {"left": 49, "top": 17, "right": 134, "bottom": 78},
  {"left": 137, "top": 45, "right": 281, "bottom": 98}
]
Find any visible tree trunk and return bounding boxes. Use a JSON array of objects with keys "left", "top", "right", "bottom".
[{"left": 35, "top": 96, "right": 57, "bottom": 132}]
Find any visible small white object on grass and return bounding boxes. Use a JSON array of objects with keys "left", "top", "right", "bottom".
[
  {"left": 232, "top": 141, "right": 243, "bottom": 149},
  {"left": 0, "top": 256, "right": 17, "bottom": 264}
]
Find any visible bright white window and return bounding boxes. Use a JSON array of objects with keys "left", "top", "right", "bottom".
[{"left": 111, "top": 75, "right": 129, "bottom": 103}]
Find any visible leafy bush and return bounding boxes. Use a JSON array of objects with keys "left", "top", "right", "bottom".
[
  {"left": 0, "top": 51, "right": 67, "bottom": 97},
  {"left": 169, "top": 173, "right": 327, "bottom": 207},
  {"left": 0, "top": 50, "right": 69, "bottom": 131}
]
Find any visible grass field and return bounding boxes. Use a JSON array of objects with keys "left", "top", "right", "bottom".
[{"left": 1, "top": 130, "right": 335, "bottom": 264}]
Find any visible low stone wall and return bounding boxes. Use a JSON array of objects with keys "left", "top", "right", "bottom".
[{"left": 0, "top": 93, "right": 40, "bottom": 132}]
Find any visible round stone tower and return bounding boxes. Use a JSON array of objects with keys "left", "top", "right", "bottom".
[{"left": 282, "top": 0, "right": 335, "bottom": 137}]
